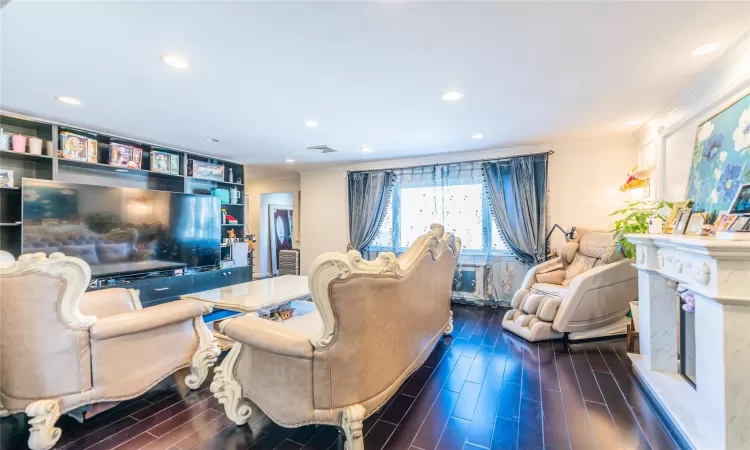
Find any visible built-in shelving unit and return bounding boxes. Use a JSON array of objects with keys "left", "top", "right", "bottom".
[{"left": 0, "top": 112, "right": 246, "bottom": 258}]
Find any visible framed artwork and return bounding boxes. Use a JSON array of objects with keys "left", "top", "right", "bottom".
[
  {"left": 729, "top": 216, "right": 750, "bottom": 232},
  {"left": 269, "top": 204, "right": 293, "bottom": 276},
  {"left": 716, "top": 213, "right": 737, "bottom": 232},
  {"left": 664, "top": 200, "right": 693, "bottom": 233},
  {"left": 686, "top": 92, "right": 750, "bottom": 214},
  {"left": 0, "top": 169, "right": 14, "bottom": 187},
  {"left": 729, "top": 183, "right": 750, "bottom": 215},
  {"left": 684, "top": 213, "right": 706, "bottom": 236},
  {"left": 672, "top": 208, "right": 692, "bottom": 235}
]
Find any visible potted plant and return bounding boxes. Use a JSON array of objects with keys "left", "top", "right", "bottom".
[{"left": 610, "top": 200, "right": 673, "bottom": 335}]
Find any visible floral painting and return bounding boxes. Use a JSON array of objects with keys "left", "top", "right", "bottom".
[{"left": 687, "top": 92, "right": 750, "bottom": 213}]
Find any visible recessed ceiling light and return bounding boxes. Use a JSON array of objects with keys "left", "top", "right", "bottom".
[
  {"left": 692, "top": 43, "right": 720, "bottom": 56},
  {"left": 55, "top": 96, "right": 81, "bottom": 105},
  {"left": 360, "top": 147, "right": 373, "bottom": 153},
  {"left": 285, "top": 159, "right": 295, "bottom": 163},
  {"left": 471, "top": 133, "right": 484, "bottom": 139},
  {"left": 624, "top": 120, "right": 642, "bottom": 126},
  {"left": 205, "top": 138, "right": 219, "bottom": 143},
  {"left": 303, "top": 120, "right": 319, "bottom": 128},
  {"left": 161, "top": 55, "right": 189, "bottom": 69},
  {"left": 442, "top": 91, "right": 464, "bottom": 102}
]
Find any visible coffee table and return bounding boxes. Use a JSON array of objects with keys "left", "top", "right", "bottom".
[
  {"left": 182, "top": 275, "right": 313, "bottom": 349},
  {"left": 183, "top": 275, "right": 311, "bottom": 313}
]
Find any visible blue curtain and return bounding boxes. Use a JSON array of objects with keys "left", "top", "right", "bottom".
[
  {"left": 347, "top": 170, "right": 394, "bottom": 253},
  {"left": 483, "top": 154, "right": 548, "bottom": 264}
]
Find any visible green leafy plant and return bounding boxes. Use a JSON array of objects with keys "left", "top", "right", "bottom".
[{"left": 610, "top": 200, "right": 673, "bottom": 258}]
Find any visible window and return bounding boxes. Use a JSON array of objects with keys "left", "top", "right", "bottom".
[{"left": 369, "top": 179, "right": 509, "bottom": 254}]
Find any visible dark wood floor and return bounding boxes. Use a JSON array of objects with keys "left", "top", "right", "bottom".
[{"left": 0, "top": 305, "right": 680, "bottom": 450}]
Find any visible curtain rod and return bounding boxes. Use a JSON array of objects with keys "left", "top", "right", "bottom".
[{"left": 347, "top": 149, "right": 553, "bottom": 174}]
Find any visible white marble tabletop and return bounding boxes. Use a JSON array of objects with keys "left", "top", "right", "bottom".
[{"left": 183, "top": 275, "right": 310, "bottom": 313}]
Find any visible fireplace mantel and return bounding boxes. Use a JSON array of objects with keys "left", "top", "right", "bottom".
[{"left": 626, "top": 233, "right": 750, "bottom": 449}]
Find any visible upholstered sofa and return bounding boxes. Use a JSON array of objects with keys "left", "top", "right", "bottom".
[
  {"left": 502, "top": 229, "right": 637, "bottom": 342},
  {"left": 0, "top": 252, "right": 220, "bottom": 450},
  {"left": 211, "top": 224, "right": 461, "bottom": 450}
]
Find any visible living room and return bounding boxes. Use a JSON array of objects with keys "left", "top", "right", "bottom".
[{"left": 1, "top": 2, "right": 749, "bottom": 450}]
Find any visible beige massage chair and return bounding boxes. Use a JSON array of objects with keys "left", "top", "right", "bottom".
[{"left": 502, "top": 229, "right": 637, "bottom": 342}]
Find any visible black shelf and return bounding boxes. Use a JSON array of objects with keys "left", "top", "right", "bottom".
[
  {"left": 0, "top": 222, "right": 21, "bottom": 227},
  {"left": 0, "top": 186, "right": 20, "bottom": 190},
  {"left": 58, "top": 157, "right": 185, "bottom": 180},
  {"left": 221, "top": 223, "right": 244, "bottom": 227},
  {"left": 0, "top": 149, "right": 53, "bottom": 162},
  {"left": 221, "top": 202, "right": 244, "bottom": 206},
  {"left": 187, "top": 177, "right": 244, "bottom": 187}
]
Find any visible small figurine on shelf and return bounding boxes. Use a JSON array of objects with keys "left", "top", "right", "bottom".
[
  {"left": 227, "top": 229, "right": 237, "bottom": 240},
  {"left": 221, "top": 208, "right": 227, "bottom": 224}
]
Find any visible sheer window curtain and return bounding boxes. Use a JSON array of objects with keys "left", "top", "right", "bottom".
[{"left": 347, "top": 170, "right": 394, "bottom": 253}]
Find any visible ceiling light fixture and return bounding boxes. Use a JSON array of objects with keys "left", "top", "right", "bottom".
[
  {"left": 303, "top": 120, "right": 319, "bottom": 128},
  {"left": 624, "top": 120, "right": 642, "bottom": 126},
  {"left": 471, "top": 133, "right": 484, "bottom": 139},
  {"left": 360, "top": 147, "right": 373, "bottom": 153},
  {"left": 205, "top": 138, "right": 219, "bottom": 143},
  {"left": 285, "top": 159, "right": 295, "bottom": 163},
  {"left": 160, "top": 55, "right": 189, "bottom": 69},
  {"left": 55, "top": 96, "right": 81, "bottom": 105},
  {"left": 442, "top": 91, "right": 464, "bottom": 101},
  {"left": 692, "top": 43, "right": 720, "bottom": 56}
]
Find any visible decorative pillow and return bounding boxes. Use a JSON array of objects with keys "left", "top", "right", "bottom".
[
  {"left": 61, "top": 244, "right": 100, "bottom": 266},
  {"left": 96, "top": 242, "right": 132, "bottom": 263},
  {"left": 535, "top": 269, "right": 565, "bottom": 285},
  {"left": 562, "top": 253, "right": 598, "bottom": 287},
  {"left": 560, "top": 242, "right": 579, "bottom": 265}
]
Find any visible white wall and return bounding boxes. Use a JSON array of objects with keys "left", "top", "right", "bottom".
[
  {"left": 258, "top": 192, "right": 293, "bottom": 277},
  {"left": 638, "top": 31, "right": 750, "bottom": 201},
  {"left": 300, "top": 137, "right": 638, "bottom": 274},
  {"left": 243, "top": 173, "right": 301, "bottom": 276}
]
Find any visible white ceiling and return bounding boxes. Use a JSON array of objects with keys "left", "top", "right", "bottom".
[{"left": 1, "top": 1, "right": 749, "bottom": 176}]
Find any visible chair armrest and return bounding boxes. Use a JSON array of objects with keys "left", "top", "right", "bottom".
[
  {"left": 221, "top": 315, "right": 314, "bottom": 359},
  {"left": 79, "top": 288, "right": 142, "bottom": 318},
  {"left": 552, "top": 259, "right": 637, "bottom": 331},
  {"left": 520, "top": 257, "right": 561, "bottom": 290},
  {"left": 90, "top": 299, "right": 209, "bottom": 340}
]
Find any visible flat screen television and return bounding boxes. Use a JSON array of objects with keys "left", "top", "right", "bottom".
[{"left": 22, "top": 179, "right": 221, "bottom": 278}]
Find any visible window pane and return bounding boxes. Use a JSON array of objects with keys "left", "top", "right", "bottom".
[
  {"left": 443, "top": 184, "right": 483, "bottom": 250},
  {"left": 399, "top": 184, "right": 484, "bottom": 250},
  {"left": 490, "top": 215, "right": 510, "bottom": 252},
  {"left": 369, "top": 200, "right": 394, "bottom": 248}
]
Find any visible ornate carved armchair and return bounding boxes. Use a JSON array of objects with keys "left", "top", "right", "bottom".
[
  {"left": 211, "top": 224, "right": 461, "bottom": 450},
  {"left": 0, "top": 253, "right": 220, "bottom": 450}
]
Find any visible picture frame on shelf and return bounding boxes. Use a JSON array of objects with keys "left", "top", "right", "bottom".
[
  {"left": 151, "top": 150, "right": 179, "bottom": 175},
  {"left": 109, "top": 143, "right": 143, "bottom": 169},
  {"left": 729, "top": 184, "right": 750, "bottom": 216},
  {"left": 59, "top": 131, "right": 98, "bottom": 163},
  {"left": 188, "top": 159, "right": 225, "bottom": 181},
  {"left": 671, "top": 208, "right": 692, "bottom": 235},
  {"left": 729, "top": 216, "right": 750, "bottom": 232},
  {"left": 684, "top": 213, "right": 706, "bottom": 236},
  {"left": 664, "top": 200, "right": 693, "bottom": 233},
  {"left": 0, "top": 169, "right": 14, "bottom": 187},
  {"left": 716, "top": 213, "right": 737, "bottom": 232}
]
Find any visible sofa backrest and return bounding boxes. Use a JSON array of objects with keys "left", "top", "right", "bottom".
[
  {"left": 308, "top": 224, "right": 460, "bottom": 410},
  {"left": 0, "top": 254, "right": 95, "bottom": 405}
]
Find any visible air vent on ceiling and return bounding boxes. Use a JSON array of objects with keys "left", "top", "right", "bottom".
[{"left": 307, "top": 145, "right": 339, "bottom": 154}]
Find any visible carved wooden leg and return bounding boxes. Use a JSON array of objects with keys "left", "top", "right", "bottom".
[
  {"left": 26, "top": 399, "right": 62, "bottom": 450},
  {"left": 341, "top": 404, "right": 366, "bottom": 450},
  {"left": 186, "top": 317, "right": 221, "bottom": 389},
  {"left": 445, "top": 310, "right": 454, "bottom": 335},
  {"left": 210, "top": 342, "right": 252, "bottom": 425}
]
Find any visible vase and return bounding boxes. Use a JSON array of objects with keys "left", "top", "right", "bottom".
[
  {"left": 11, "top": 135, "right": 27, "bottom": 153},
  {"left": 45, "top": 141, "right": 54, "bottom": 155},
  {"left": 28, "top": 137, "right": 43, "bottom": 155},
  {"left": 0, "top": 133, "right": 9, "bottom": 150},
  {"left": 630, "top": 301, "right": 639, "bottom": 332}
]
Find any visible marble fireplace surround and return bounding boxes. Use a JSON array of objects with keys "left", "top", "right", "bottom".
[{"left": 626, "top": 234, "right": 750, "bottom": 449}]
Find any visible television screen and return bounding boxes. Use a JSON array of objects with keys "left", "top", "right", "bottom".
[{"left": 22, "top": 179, "right": 221, "bottom": 277}]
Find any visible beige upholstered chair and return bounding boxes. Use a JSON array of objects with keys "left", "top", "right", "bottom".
[
  {"left": 211, "top": 224, "right": 461, "bottom": 450},
  {"left": 0, "top": 252, "right": 220, "bottom": 450},
  {"left": 502, "top": 229, "right": 637, "bottom": 342}
]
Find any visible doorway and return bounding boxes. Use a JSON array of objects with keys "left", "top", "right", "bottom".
[{"left": 259, "top": 192, "right": 293, "bottom": 276}]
